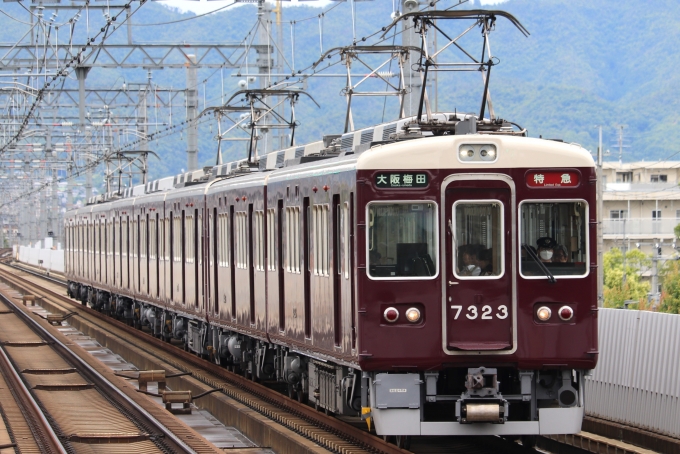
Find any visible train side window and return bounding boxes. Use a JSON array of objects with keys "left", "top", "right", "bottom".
[
  {"left": 312, "top": 204, "right": 330, "bottom": 276},
  {"left": 132, "top": 218, "right": 137, "bottom": 260},
  {"left": 343, "top": 202, "right": 350, "bottom": 279},
  {"left": 173, "top": 216, "right": 181, "bottom": 262},
  {"left": 122, "top": 218, "right": 128, "bottom": 259},
  {"left": 140, "top": 217, "right": 147, "bottom": 259},
  {"left": 218, "top": 213, "right": 229, "bottom": 267},
  {"left": 285, "top": 206, "right": 301, "bottom": 273},
  {"left": 255, "top": 211, "right": 265, "bottom": 271},
  {"left": 267, "top": 209, "right": 276, "bottom": 271},
  {"left": 367, "top": 202, "right": 438, "bottom": 279},
  {"left": 149, "top": 217, "right": 156, "bottom": 259},
  {"left": 453, "top": 201, "right": 504, "bottom": 279},
  {"left": 234, "top": 212, "right": 248, "bottom": 269},
  {"left": 185, "top": 215, "right": 194, "bottom": 264},
  {"left": 519, "top": 200, "right": 588, "bottom": 278}
]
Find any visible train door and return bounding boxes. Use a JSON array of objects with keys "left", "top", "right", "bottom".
[{"left": 442, "top": 176, "right": 516, "bottom": 354}]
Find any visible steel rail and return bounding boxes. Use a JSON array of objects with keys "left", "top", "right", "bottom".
[
  {"left": 0, "top": 289, "right": 198, "bottom": 454},
  {"left": 1, "top": 265, "right": 412, "bottom": 454},
  {"left": 0, "top": 343, "right": 67, "bottom": 454}
]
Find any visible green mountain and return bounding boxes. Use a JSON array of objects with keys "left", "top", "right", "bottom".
[{"left": 1, "top": 0, "right": 678, "bottom": 186}]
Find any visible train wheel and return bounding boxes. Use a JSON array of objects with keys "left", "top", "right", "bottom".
[
  {"left": 521, "top": 435, "right": 537, "bottom": 449},
  {"left": 395, "top": 436, "right": 410, "bottom": 449},
  {"left": 297, "top": 389, "right": 307, "bottom": 404},
  {"left": 287, "top": 384, "right": 295, "bottom": 400}
]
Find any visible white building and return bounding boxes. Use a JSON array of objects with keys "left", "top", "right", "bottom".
[{"left": 602, "top": 161, "right": 680, "bottom": 257}]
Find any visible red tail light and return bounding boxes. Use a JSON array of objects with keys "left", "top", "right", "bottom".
[
  {"left": 558, "top": 306, "right": 574, "bottom": 321},
  {"left": 383, "top": 307, "right": 399, "bottom": 323}
]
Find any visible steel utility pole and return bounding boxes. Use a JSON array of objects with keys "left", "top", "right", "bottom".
[
  {"left": 401, "top": 0, "right": 421, "bottom": 117},
  {"left": 186, "top": 55, "right": 199, "bottom": 171}
]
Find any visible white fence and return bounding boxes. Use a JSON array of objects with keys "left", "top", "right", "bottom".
[
  {"left": 585, "top": 308, "right": 680, "bottom": 438},
  {"left": 14, "top": 238, "right": 64, "bottom": 274}
]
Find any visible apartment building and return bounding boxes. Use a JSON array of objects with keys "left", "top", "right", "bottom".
[{"left": 601, "top": 161, "right": 680, "bottom": 256}]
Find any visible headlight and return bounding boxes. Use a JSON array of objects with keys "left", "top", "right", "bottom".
[
  {"left": 405, "top": 307, "right": 421, "bottom": 323},
  {"left": 479, "top": 145, "right": 497, "bottom": 161},
  {"left": 536, "top": 306, "right": 552, "bottom": 321},
  {"left": 459, "top": 147, "right": 475, "bottom": 161}
]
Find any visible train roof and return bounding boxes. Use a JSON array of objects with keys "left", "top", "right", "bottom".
[
  {"left": 76, "top": 112, "right": 592, "bottom": 211},
  {"left": 356, "top": 134, "right": 594, "bottom": 171}
]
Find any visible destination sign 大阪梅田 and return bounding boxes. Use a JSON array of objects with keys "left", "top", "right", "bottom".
[{"left": 375, "top": 172, "right": 428, "bottom": 189}]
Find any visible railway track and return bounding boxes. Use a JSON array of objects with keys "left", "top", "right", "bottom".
[
  {"left": 0, "top": 303, "right": 65, "bottom": 454},
  {"left": 0, "top": 283, "right": 218, "bottom": 453},
  {"left": 1, "top": 262, "right": 540, "bottom": 454}
]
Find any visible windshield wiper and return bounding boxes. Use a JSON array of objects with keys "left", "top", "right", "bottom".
[{"left": 522, "top": 244, "right": 556, "bottom": 283}]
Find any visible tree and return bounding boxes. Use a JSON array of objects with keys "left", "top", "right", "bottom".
[
  {"left": 603, "top": 248, "right": 650, "bottom": 309},
  {"left": 659, "top": 259, "right": 680, "bottom": 314}
]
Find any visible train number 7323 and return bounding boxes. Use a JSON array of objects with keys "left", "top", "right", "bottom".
[{"left": 450, "top": 305, "right": 509, "bottom": 320}]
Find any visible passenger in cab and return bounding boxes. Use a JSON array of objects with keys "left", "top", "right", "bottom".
[
  {"left": 478, "top": 248, "right": 494, "bottom": 276},
  {"left": 458, "top": 244, "right": 482, "bottom": 276},
  {"left": 553, "top": 244, "right": 569, "bottom": 263},
  {"left": 536, "top": 237, "right": 557, "bottom": 263}
]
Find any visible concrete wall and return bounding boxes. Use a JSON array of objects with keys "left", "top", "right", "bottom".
[{"left": 15, "top": 237, "right": 64, "bottom": 273}]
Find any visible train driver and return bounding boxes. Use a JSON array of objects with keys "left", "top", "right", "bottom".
[{"left": 536, "top": 237, "right": 557, "bottom": 263}]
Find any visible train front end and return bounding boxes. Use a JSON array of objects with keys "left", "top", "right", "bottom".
[{"left": 356, "top": 133, "right": 598, "bottom": 436}]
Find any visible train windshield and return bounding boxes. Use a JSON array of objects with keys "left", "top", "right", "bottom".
[
  {"left": 367, "top": 202, "right": 438, "bottom": 278},
  {"left": 453, "top": 201, "right": 504, "bottom": 279},
  {"left": 520, "top": 201, "right": 588, "bottom": 277}
]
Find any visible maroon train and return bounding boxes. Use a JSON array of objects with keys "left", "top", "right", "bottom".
[{"left": 65, "top": 112, "right": 598, "bottom": 439}]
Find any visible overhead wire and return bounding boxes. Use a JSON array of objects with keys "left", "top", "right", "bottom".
[
  {"left": 130, "top": 1, "right": 237, "bottom": 26},
  {"left": 0, "top": 9, "right": 33, "bottom": 26},
  {"left": 1, "top": 0, "right": 466, "bottom": 204},
  {"left": 0, "top": 0, "right": 149, "bottom": 154}
]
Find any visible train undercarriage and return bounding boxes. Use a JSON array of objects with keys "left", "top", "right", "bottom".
[{"left": 68, "top": 281, "right": 587, "bottom": 438}]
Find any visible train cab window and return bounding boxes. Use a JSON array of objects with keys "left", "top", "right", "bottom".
[
  {"left": 520, "top": 201, "right": 588, "bottom": 278},
  {"left": 453, "top": 201, "right": 504, "bottom": 279},
  {"left": 367, "top": 202, "right": 438, "bottom": 279}
]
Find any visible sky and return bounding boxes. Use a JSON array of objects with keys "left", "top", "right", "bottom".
[{"left": 157, "top": 0, "right": 508, "bottom": 17}]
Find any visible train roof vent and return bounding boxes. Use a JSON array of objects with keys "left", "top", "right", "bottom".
[
  {"left": 276, "top": 151, "right": 285, "bottom": 168},
  {"left": 382, "top": 123, "right": 397, "bottom": 141},
  {"left": 156, "top": 176, "right": 174, "bottom": 191},
  {"left": 340, "top": 134, "right": 354, "bottom": 150},
  {"left": 132, "top": 184, "right": 145, "bottom": 196},
  {"left": 209, "top": 163, "right": 230, "bottom": 180},
  {"left": 258, "top": 159, "right": 267, "bottom": 171},
  {"left": 323, "top": 134, "right": 341, "bottom": 148},
  {"left": 173, "top": 168, "right": 208, "bottom": 188},
  {"left": 295, "top": 146, "right": 305, "bottom": 158},
  {"left": 360, "top": 129, "right": 374, "bottom": 145}
]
